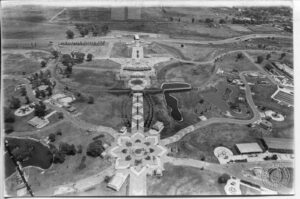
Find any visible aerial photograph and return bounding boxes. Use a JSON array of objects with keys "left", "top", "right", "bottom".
[{"left": 1, "top": 0, "right": 294, "bottom": 197}]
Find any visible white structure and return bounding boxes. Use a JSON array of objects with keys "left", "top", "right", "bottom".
[
  {"left": 264, "top": 110, "right": 284, "bottom": 121},
  {"left": 107, "top": 172, "right": 129, "bottom": 191},
  {"left": 152, "top": 121, "right": 164, "bottom": 133},
  {"left": 224, "top": 178, "right": 242, "bottom": 195},
  {"left": 198, "top": 115, "right": 207, "bottom": 121},
  {"left": 235, "top": 143, "right": 263, "bottom": 154},
  {"left": 15, "top": 105, "right": 34, "bottom": 117},
  {"left": 271, "top": 86, "right": 293, "bottom": 107},
  {"left": 214, "top": 147, "right": 233, "bottom": 164}
]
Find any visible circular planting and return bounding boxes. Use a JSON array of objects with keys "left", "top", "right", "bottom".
[
  {"left": 261, "top": 166, "right": 291, "bottom": 189},
  {"left": 130, "top": 79, "right": 143, "bottom": 85}
]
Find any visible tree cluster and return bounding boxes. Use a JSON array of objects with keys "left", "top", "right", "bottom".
[{"left": 86, "top": 140, "right": 105, "bottom": 157}]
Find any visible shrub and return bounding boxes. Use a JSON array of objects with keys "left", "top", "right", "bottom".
[
  {"left": 48, "top": 133, "right": 56, "bottom": 142},
  {"left": 86, "top": 140, "right": 104, "bottom": 157},
  {"left": 218, "top": 173, "right": 230, "bottom": 184}
]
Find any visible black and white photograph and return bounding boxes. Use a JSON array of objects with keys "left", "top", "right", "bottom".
[{"left": 0, "top": 0, "right": 297, "bottom": 197}]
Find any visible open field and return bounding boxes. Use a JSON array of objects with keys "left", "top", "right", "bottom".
[
  {"left": 216, "top": 52, "right": 259, "bottom": 72},
  {"left": 168, "top": 123, "right": 262, "bottom": 162},
  {"left": 147, "top": 163, "right": 224, "bottom": 195},
  {"left": 156, "top": 61, "right": 214, "bottom": 86},
  {"left": 74, "top": 94, "right": 131, "bottom": 129},
  {"left": 69, "top": 70, "right": 116, "bottom": 88},
  {"left": 74, "top": 59, "right": 121, "bottom": 70},
  {"left": 3, "top": 49, "right": 51, "bottom": 75},
  {"left": 110, "top": 42, "right": 132, "bottom": 58}
]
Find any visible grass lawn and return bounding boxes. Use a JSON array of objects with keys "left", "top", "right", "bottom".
[
  {"left": 169, "top": 123, "right": 260, "bottom": 163},
  {"left": 250, "top": 84, "right": 294, "bottom": 139},
  {"left": 70, "top": 69, "right": 116, "bottom": 89},
  {"left": 147, "top": 163, "right": 225, "bottom": 195},
  {"left": 110, "top": 42, "right": 131, "bottom": 58},
  {"left": 75, "top": 94, "right": 131, "bottom": 129},
  {"left": 75, "top": 59, "right": 121, "bottom": 70},
  {"left": 156, "top": 61, "right": 214, "bottom": 87},
  {"left": 3, "top": 50, "right": 51, "bottom": 75},
  {"left": 217, "top": 52, "right": 259, "bottom": 72}
]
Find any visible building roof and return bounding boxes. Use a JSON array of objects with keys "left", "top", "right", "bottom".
[
  {"left": 235, "top": 143, "right": 263, "bottom": 154},
  {"left": 263, "top": 137, "right": 294, "bottom": 151},
  {"left": 107, "top": 172, "right": 129, "bottom": 191}
]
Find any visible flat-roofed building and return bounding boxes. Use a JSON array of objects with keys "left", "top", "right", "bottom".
[
  {"left": 235, "top": 143, "right": 263, "bottom": 154},
  {"left": 107, "top": 172, "right": 129, "bottom": 191},
  {"left": 262, "top": 137, "right": 294, "bottom": 154}
]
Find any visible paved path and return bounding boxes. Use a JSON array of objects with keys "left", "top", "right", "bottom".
[
  {"left": 166, "top": 156, "right": 293, "bottom": 194},
  {"left": 161, "top": 72, "right": 261, "bottom": 145}
]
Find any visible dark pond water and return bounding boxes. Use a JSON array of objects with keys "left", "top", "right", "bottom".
[
  {"left": 164, "top": 92, "right": 183, "bottom": 121},
  {"left": 5, "top": 137, "right": 53, "bottom": 178},
  {"left": 161, "top": 82, "right": 191, "bottom": 121},
  {"left": 161, "top": 82, "right": 191, "bottom": 91}
]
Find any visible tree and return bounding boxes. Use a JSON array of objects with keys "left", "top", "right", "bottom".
[
  {"left": 20, "top": 87, "right": 27, "bottom": 96},
  {"left": 236, "top": 53, "right": 244, "bottom": 60},
  {"left": 101, "top": 24, "right": 109, "bottom": 35},
  {"left": 86, "top": 140, "right": 105, "bottom": 157},
  {"left": 266, "top": 53, "right": 271, "bottom": 60},
  {"left": 53, "top": 152, "right": 65, "bottom": 164},
  {"left": 9, "top": 97, "right": 21, "bottom": 109},
  {"left": 48, "top": 133, "right": 56, "bottom": 142},
  {"left": 34, "top": 101, "right": 47, "bottom": 117},
  {"left": 61, "top": 54, "right": 73, "bottom": 67},
  {"left": 280, "top": 52, "right": 286, "bottom": 59},
  {"left": 104, "top": 176, "right": 111, "bottom": 183},
  {"left": 74, "top": 52, "right": 85, "bottom": 63},
  {"left": 51, "top": 50, "right": 59, "bottom": 59},
  {"left": 57, "top": 112, "right": 64, "bottom": 119},
  {"left": 4, "top": 107, "right": 15, "bottom": 123},
  {"left": 66, "top": 29, "right": 74, "bottom": 39},
  {"left": 86, "top": 53, "right": 93, "bottom": 61},
  {"left": 256, "top": 55, "right": 264, "bottom": 64},
  {"left": 41, "top": 60, "right": 47, "bottom": 68},
  {"left": 79, "top": 27, "right": 89, "bottom": 37},
  {"left": 192, "top": 18, "right": 195, "bottom": 23},
  {"left": 87, "top": 96, "right": 94, "bottom": 104},
  {"left": 219, "top": 19, "right": 226, "bottom": 24},
  {"left": 218, "top": 173, "right": 230, "bottom": 184},
  {"left": 59, "top": 142, "right": 77, "bottom": 155}
]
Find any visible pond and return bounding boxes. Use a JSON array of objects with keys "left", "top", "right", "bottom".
[
  {"left": 5, "top": 137, "right": 53, "bottom": 178},
  {"left": 161, "top": 82, "right": 191, "bottom": 122},
  {"left": 164, "top": 92, "right": 183, "bottom": 121}
]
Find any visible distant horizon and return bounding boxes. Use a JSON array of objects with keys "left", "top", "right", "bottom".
[{"left": 2, "top": 0, "right": 293, "bottom": 8}]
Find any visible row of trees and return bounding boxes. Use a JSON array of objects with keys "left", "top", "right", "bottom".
[{"left": 66, "top": 24, "right": 109, "bottom": 39}]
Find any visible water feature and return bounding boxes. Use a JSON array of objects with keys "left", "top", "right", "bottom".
[{"left": 161, "top": 82, "right": 192, "bottom": 122}]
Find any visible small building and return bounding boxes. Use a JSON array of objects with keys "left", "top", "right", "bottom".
[
  {"left": 259, "top": 119, "right": 273, "bottom": 130},
  {"left": 107, "top": 172, "right": 129, "bottom": 191},
  {"left": 262, "top": 137, "right": 293, "bottom": 154},
  {"left": 152, "top": 121, "right": 164, "bottom": 132},
  {"left": 66, "top": 106, "right": 76, "bottom": 113},
  {"left": 27, "top": 117, "right": 49, "bottom": 129},
  {"left": 235, "top": 143, "right": 263, "bottom": 154},
  {"left": 198, "top": 115, "right": 207, "bottom": 121}
]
